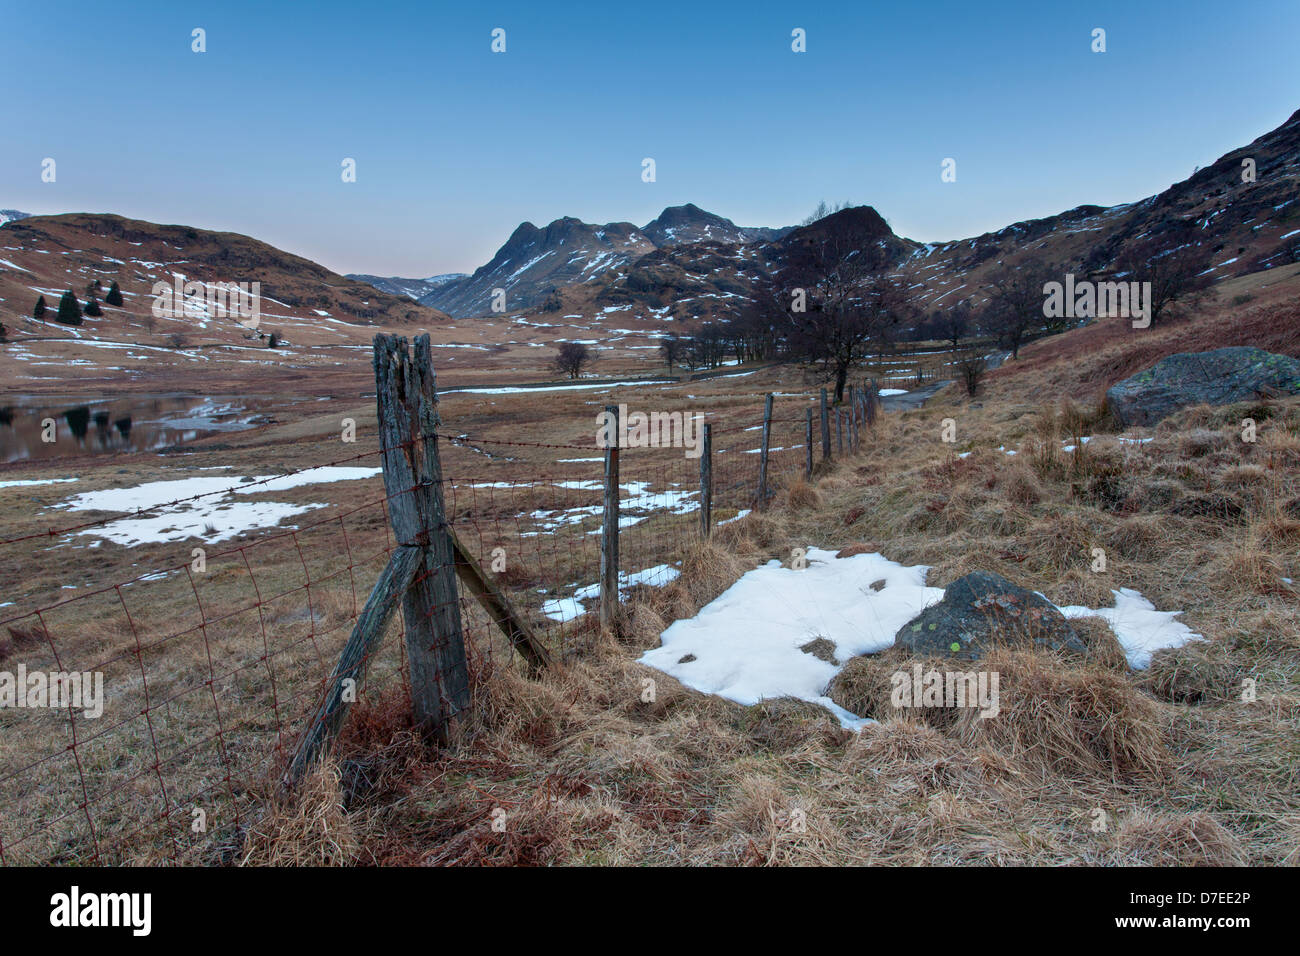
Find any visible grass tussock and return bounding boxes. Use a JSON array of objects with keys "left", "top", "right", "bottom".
[
  {"left": 1112, "top": 811, "right": 1248, "bottom": 866},
  {"left": 951, "top": 648, "right": 1169, "bottom": 780}
]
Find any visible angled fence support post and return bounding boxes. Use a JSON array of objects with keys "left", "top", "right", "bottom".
[
  {"left": 700, "top": 422, "right": 713, "bottom": 537},
  {"left": 285, "top": 544, "right": 422, "bottom": 786},
  {"left": 820, "top": 388, "right": 831, "bottom": 461},
  {"left": 374, "top": 333, "right": 468, "bottom": 745},
  {"left": 600, "top": 404, "right": 620, "bottom": 630},
  {"left": 758, "top": 393, "right": 773, "bottom": 511},
  {"left": 449, "top": 529, "right": 550, "bottom": 675}
]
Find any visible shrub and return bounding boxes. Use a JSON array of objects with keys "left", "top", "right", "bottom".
[
  {"left": 105, "top": 281, "right": 124, "bottom": 306},
  {"left": 33, "top": 295, "right": 46, "bottom": 319},
  {"left": 955, "top": 351, "right": 987, "bottom": 397}
]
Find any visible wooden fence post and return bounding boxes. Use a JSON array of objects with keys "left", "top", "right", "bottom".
[
  {"left": 820, "top": 388, "right": 831, "bottom": 461},
  {"left": 287, "top": 335, "right": 556, "bottom": 785},
  {"left": 866, "top": 378, "right": 878, "bottom": 428},
  {"left": 847, "top": 385, "right": 857, "bottom": 452},
  {"left": 373, "top": 334, "right": 468, "bottom": 745},
  {"left": 757, "top": 392, "right": 773, "bottom": 511},
  {"left": 601, "top": 404, "right": 620, "bottom": 630},
  {"left": 804, "top": 408, "right": 813, "bottom": 481},
  {"left": 836, "top": 406, "right": 843, "bottom": 456},
  {"left": 700, "top": 422, "right": 712, "bottom": 537},
  {"left": 848, "top": 387, "right": 857, "bottom": 454}
]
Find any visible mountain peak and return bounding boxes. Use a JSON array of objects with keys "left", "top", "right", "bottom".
[{"left": 642, "top": 204, "right": 788, "bottom": 247}]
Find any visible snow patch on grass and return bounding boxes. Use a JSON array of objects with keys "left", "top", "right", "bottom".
[{"left": 639, "top": 547, "right": 1201, "bottom": 728}]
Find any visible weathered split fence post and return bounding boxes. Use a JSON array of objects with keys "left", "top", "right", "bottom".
[
  {"left": 700, "top": 422, "right": 713, "bottom": 537},
  {"left": 836, "top": 406, "right": 843, "bottom": 456},
  {"left": 866, "top": 377, "right": 878, "bottom": 428},
  {"left": 757, "top": 392, "right": 773, "bottom": 511},
  {"left": 804, "top": 408, "right": 813, "bottom": 481},
  {"left": 601, "top": 404, "right": 620, "bottom": 630},
  {"left": 374, "top": 334, "right": 468, "bottom": 746},
  {"left": 820, "top": 388, "right": 831, "bottom": 461},
  {"left": 286, "top": 333, "right": 470, "bottom": 784}
]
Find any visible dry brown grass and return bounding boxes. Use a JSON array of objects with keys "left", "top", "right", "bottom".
[
  {"left": 1111, "top": 811, "right": 1248, "bottom": 866},
  {"left": 239, "top": 762, "right": 360, "bottom": 866},
  {"left": 951, "top": 648, "right": 1169, "bottom": 780}
]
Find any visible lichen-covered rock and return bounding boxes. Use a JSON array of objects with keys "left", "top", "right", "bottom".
[
  {"left": 895, "top": 570, "right": 1085, "bottom": 660},
  {"left": 1106, "top": 346, "right": 1300, "bottom": 427}
]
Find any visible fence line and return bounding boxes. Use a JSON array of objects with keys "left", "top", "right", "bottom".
[{"left": 0, "top": 340, "right": 882, "bottom": 865}]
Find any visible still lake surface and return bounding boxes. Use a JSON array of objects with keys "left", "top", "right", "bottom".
[{"left": 0, "top": 394, "right": 274, "bottom": 463}]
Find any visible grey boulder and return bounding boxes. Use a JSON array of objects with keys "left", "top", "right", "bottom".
[
  {"left": 895, "top": 570, "right": 1085, "bottom": 660},
  {"left": 1106, "top": 346, "right": 1300, "bottom": 427}
]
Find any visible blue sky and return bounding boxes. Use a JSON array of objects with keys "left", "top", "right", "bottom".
[{"left": 3, "top": 0, "right": 1297, "bottom": 277}]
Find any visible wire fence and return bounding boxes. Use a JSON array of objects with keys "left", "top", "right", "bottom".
[{"left": 0, "top": 385, "right": 865, "bottom": 865}]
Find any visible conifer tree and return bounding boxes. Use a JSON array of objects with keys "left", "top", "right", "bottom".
[{"left": 56, "top": 290, "right": 82, "bottom": 325}]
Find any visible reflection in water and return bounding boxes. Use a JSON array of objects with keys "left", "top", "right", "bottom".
[
  {"left": 64, "top": 406, "right": 91, "bottom": 441},
  {"left": 0, "top": 395, "right": 266, "bottom": 462}
]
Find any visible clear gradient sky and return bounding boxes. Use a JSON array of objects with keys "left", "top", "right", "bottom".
[{"left": 3, "top": 0, "right": 1297, "bottom": 278}]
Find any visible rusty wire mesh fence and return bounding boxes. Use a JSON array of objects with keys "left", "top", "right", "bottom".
[{"left": 0, "top": 389, "right": 853, "bottom": 865}]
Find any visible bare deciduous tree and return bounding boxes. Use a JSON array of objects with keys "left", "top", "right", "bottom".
[
  {"left": 659, "top": 333, "right": 682, "bottom": 372},
  {"left": 934, "top": 299, "right": 972, "bottom": 350},
  {"left": 553, "top": 341, "right": 592, "bottom": 379},
  {"left": 979, "top": 257, "right": 1058, "bottom": 359},
  {"left": 781, "top": 236, "right": 907, "bottom": 403},
  {"left": 800, "top": 199, "right": 854, "bottom": 226},
  {"left": 1114, "top": 229, "right": 1213, "bottom": 326}
]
